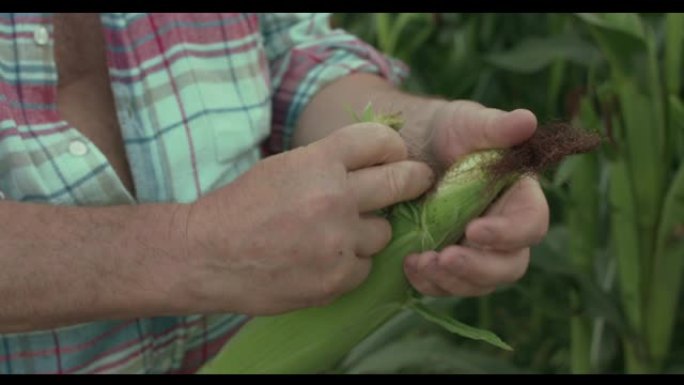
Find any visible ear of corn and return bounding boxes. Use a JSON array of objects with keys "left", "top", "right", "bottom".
[{"left": 198, "top": 109, "right": 518, "bottom": 373}]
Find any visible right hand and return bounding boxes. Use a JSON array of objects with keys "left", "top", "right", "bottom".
[{"left": 181, "top": 123, "right": 434, "bottom": 316}]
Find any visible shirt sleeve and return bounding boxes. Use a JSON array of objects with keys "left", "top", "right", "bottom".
[{"left": 258, "top": 13, "right": 409, "bottom": 155}]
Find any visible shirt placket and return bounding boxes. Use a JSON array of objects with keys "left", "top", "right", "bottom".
[{"left": 22, "top": 14, "right": 137, "bottom": 206}]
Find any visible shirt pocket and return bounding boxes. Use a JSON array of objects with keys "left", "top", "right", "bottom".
[{"left": 0, "top": 112, "right": 66, "bottom": 205}]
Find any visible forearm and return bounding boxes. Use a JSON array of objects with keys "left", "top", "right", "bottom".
[
  {"left": 0, "top": 200, "right": 193, "bottom": 333},
  {"left": 293, "top": 73, "right": 447, "bottom": 148}
]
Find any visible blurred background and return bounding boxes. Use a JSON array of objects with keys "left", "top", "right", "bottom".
[{"left": 330, "top": 13, "right": 684, "bottom": 374}]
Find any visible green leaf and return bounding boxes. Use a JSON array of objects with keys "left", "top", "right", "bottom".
[
  {"left": 343, "top": 334, "right": 528, "bottom": 374},
  {"left": 574, "top": 13, "right": 646, "bottom": 44},
  {"left": 337, "top": 308, "right": 421, "bottom": 371},
  {"left": 530, "top": 226, "right": 577, "bottom": 277},
  {"left": 574, "top": 13, "right": 647, "bottom": 81},
  {"left": 574, "top": 274, "right": 628, "bottom": 335},
  {"left": 609, "top": 159, "right": 643, "bottom": 334},
  {"left": 338, "top": 297, "right": 464, "bottom": 371},
  {"left": 530, "top": 226, "right": 628, "bottom": 333},
  {"left": 646, "top": 162, "right": 684, "bottom": 367},
  {"left": 665, "top": 13, "right": 684, "bottom": 95},
  {"left": 669, "top": 95, "right": 684, "bottom": 161},
  {"left": 407, "top": 300, "right": 512, "bottom": 351},
  {"left": 485, "top": 32, "right": 602, "bottom": 74}
]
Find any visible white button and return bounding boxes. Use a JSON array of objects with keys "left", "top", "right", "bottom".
[
  {"left": 68, "top": 140, "right": 89, "bottom": 156},
  {"left": 33, "top": 26, "right": 50, "bottom": 46}
]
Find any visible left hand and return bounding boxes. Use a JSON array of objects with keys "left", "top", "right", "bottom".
[{"left": 403, "top": 100, "right": 550, "bottom": 297}]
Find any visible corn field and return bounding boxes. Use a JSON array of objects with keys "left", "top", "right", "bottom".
[{"left": 323, "top": 13, "right": 684, "bottom": 374}]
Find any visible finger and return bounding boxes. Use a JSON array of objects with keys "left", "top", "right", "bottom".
[
  {"left": 323, "top": 123, "right": 408, "bottom": 171},
  {"left": 465, "top": 177, "right": 549, "bottom": 250},
  {"left": 404, "top": 251, "right": 494, "bottom": 297},
  {"left": 349, "top": 160, "right": 434, "bottom": 213},
  {"left": 331, "top": 257, "right": 373, "bottom": 298},
  {"left": 433, "top": 245, "right": 530, "bottom": 289},
  {"left": 434, "top": 102, "right": 538, "bottom": 163},
  {"left": 355, "top": 216, "right": 393, "bottom": 258},
  {"left": 403, "top": 252, "right": 451, "bottom": 296}
]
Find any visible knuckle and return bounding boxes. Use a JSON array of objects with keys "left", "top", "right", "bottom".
[
  {"left": 330, "top": 260, "right": 370, "bottom": 298},
  {"left": 322, "top": 232, "right": 348, "bottom": 259},
  {"left": 339, "top": 122, "right": 395, "bottom": 142},
  {"left": 410, "top": 162, "right": 435, "bottom": 191},
  {"left": 321, "top": 270, "right": 349, "bottom": 300},
  {"left": 452, "top": 252, "right": 471, "bottom": 279},
  {"left": 310, "top": 275, "right": 343, "bottom": 306},
  {"left": 305, "top": 190, "right": 343, "bottom": 219},
  {"left": 332, "top": 124, "right": 360, "bottom": 140},
  {"left": 384, "top": 166, "right": 407, "bottom": 202},
  {"left": 361, "top": 121, "right": 397, "bottom": 136},
  {"left": 353, "top": 261, "right": 372, "bottom": 285},
  {"left": 367, "top": 123, "right": 407, "bottom": 156}
]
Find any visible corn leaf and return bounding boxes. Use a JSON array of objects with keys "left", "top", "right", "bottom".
[
  {"left": 669, "top": 95, "right": 684, "bottom": 161},
  {"left": 407, "top": 300, "right": 512, "bottom": 351},
  {"left": 616, "top": 81, "right": 664, "bottom": 276},
  {"left": 575, "top": 13, "right": 647, "bottom": 82},
  {"left": 644, "top": 24, "right": 666, "bottom": 170},
  {"left": 646, "top": 162, "right": 684, "bottom": 369},
  {"left": 485, "top": 33, "right": 601, "bottom": 74},
  {"left": 531, "top": 227, "right": 627, "bottom": 334},
  {"left": 574, "top": 13, "right": 646, "bottom": 45},
  {"left": 337, "top": 297, "right": 463, "bottom": 371},
  {"left": 664, "top": 13, "right": 683, "bottom": 96},
  {"left": 609, "top": 159, "right": 643, "bottom": 334},
  {"left": 344, "top": 335, "right": 527, "bottom": 374},
  {"left": 575, "top": 274, "right": 628, "bottom": 335},
  {"left": 566, "top": 123, "right": 600, "bottom": 373}
]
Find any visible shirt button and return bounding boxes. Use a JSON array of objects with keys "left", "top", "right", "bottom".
[
  {"left": 33, "top": 26, "right": 50, "bottom": 46},
  {"left": 68, "top": 140, "right": 89, "bottom": 156}
]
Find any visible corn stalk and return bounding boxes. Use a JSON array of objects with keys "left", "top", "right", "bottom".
[
  {"left": 574, "top": 12, "right": 684, "bottom": 373},
  {"left": 566, "top": 96, "right": 601, "bottom": 373}
]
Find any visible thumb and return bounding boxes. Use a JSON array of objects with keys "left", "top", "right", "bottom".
[{"left": 433, "top": 102, "right": 538, "bottom": 164}]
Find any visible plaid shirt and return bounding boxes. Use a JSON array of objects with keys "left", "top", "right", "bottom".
[{"left": 0, "top": 13, "right": 405, "bottom": 374}]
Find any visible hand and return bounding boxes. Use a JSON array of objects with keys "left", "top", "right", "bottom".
[
  {"left": 183, "top": 123, "right": 434, "bottom": 315},
  {"left": 403, "top": 101, "right": 550, "bottom": 297}
]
